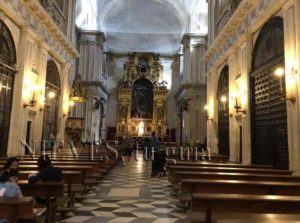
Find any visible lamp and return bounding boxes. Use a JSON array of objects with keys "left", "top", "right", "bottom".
[
  {"left": 63, "top": 100, "right": 75, "bottom": 118},
  {"left": 63, "top": 112, "right": 70, "bottom": 118},
  {"left": 233, "top": 72, "right": 246, "bottom": 115},
  {"left": 274, "top": 66, "right": 296, "bottom": 103},
  {"left": 204, "top": 105, "right": 213, "bottom": 122},
  {"left": 23, "top": 84, "right": 37, "bottom": 108},
  {"left": 40, "top": 91, "right": 56, "bottom": 111},
  {"left": 23, "top": 63, "right": 39, "bottom": 108},
  {"left": 220, "top": 96, "right": 227, "bottom": 111}
]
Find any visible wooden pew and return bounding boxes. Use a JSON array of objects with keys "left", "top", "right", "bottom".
[
  {"left": 167, "top": 160, "right": 273, "bottom": 169},
  {"left": 0, "top": 197, "right": 34, "bottom": 222},
  {"left": 18, "top": 180, "right": 64, "bottom": 223},
  {"left": 191, "top": 193, "right": 300, "bottom": 223},
  {"left": 18, "top": 170, "right": 82, "bottom": 200},
  {"left": 172, "top": 171, "right": 300, "bottom": 191},
  {"left": 168, "top": 153, "right": 229, "bottom": 162},
  {"left": 180, "top": 179, "right": 300, "bottom": 203},
  {"left": 167, "top": 166, "right": 293, "bottom": 179}
]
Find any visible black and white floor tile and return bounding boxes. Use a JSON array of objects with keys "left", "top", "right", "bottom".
[{"left": 59, "top": 156, "right": 187, "bottom": 223}]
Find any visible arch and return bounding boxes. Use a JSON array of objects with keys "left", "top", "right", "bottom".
[
  {"left": 217, "top": 65, "right": 229, "bottom": 156},
  {"left": 250, "top": 17, "right": 288, "bottom": 169},
  {"left": 0, "top": 20, "right": 17, "bottom": 156},
  {"left": 131, "top": 78, "right": 153, "bottom": 119},
  {"left": 46, "top": 60, "right": 60, "bottom": 88},
  {"left": 42, "top": 60, "right": 61, "bottom": 142},
  {"left": 252, "top": 17, "right": 284, "bottom": 71}
]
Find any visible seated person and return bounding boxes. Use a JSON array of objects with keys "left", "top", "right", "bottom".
[
  {"left": 0, "top": 168, "right": 22, "bottom": 198},
  {"left": 0, "top": 169, "right": 46, "bottom": 223},
  {"left": 28, "top": 155, "right": 62, "bottom": 184},
  {"left": 2, "top": 157, "right": 19, "bottom": 171}
]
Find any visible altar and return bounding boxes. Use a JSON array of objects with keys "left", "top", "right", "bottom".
[{"left": 116, "top": 53, "right": 168, "bottom": 138}]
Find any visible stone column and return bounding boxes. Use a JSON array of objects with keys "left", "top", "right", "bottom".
[
  {"left": 31, "top": 41, "right": 49, "bottom": 151},
  {"left": 282, "top": 0, "right": 300, "bottom": 172},
  {"left": 75, "top": 30, "right": 106, "bottom": 142},
  {"left": 57, "top": 63, "right": 71, "bottom": 143},
  {"left": 176, "top": 34, "right": 207, "bottom": 145},
  {"left": 207, "top": 68, "right": 218, "bottom": 154},
  {"left": 228, "top": 51, "right": 240, "bottom": 162},
  {"left": 7, "top": 27, "right": 35, "bottom": 156},
  {"left": 239, "top": 36, "right": 253, "bottom": 165}
]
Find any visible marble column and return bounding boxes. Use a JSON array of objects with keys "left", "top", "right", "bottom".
[
  {"left": 176, "top": 34, "right": 207, "bottom": 145},
  {"left": 7, "top": 27, "right": 36, "bottom": 156},
  {"left": 75, "top": 30, "right": 107, "bottom": 142},
  {"left": 239, "top": 36, "right": 253, "bottom": 165},
  {"left": 228, "top": 51, "right": 240, "bottom": 162},
  {"left": 31, "top": 41, "right": 49, "bottom": 151}
]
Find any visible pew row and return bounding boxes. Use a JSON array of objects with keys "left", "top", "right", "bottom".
[{"left": 191, "top": 193, "right": 300, "bottom": 223}]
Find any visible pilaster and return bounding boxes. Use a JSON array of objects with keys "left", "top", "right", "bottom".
[
  {"left": 76, "top": 30, "right": 106, "bottom": 141},
  {"left": 282, "top": 0, "right": 300, "bottom": 172}
]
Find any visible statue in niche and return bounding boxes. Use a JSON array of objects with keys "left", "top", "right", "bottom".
[
  {"left": 131, "top": 79, "right": 153, "bottom": 119},
  {"left": 156, "top": 107, "right": 165, "bottom": 121},
  {"left": 119, "top": 105, "right": 128, "bottom": 121},
  {"left": 138, "top": 57, "right": 149, "bottom": 74}
]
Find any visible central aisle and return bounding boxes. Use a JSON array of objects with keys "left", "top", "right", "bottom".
[{"left": 61, "top": 155, "right": 187, "bottom": 223}]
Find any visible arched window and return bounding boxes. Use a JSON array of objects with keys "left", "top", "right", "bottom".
[
  {"left": 42, "top": 60, "right": 60, "bottom": 142},
  {"left": 0, "top": 20, "right": 16, "bottom": 156},
  {"left": 250, "top": 17, "right": 288, "bottom": 169}
]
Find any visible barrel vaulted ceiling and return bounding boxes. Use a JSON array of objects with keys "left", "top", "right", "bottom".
[{"left": 76, "top": 0, "right": 208, "bottom": 54}]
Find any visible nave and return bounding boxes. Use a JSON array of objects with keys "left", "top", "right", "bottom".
[{"left": 59, "top": 156, "right": 187, "bottom": 223}]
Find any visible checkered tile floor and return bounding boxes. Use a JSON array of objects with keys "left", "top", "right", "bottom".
[{"left": 59, "top": 156, "right": 187, "bottom": 223}]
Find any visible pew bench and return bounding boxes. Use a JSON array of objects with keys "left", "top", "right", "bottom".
[
  {"left": 19, "top": 180, "right": 64, "bottom": 223},
  {"left": 167, "top": 166, "right": 293, "bottom": 182},
  {"left": 180, "top": 179, "right": 300, "bottom": 203},
  {"left": 191, "top": 193, "right": 300, "bottom": 223},
  {"left": 0, "top": 197, "right": 34, "bottom": 222},
  {"left": 172, "top": 171, "right": 300, "bottom": 192}
]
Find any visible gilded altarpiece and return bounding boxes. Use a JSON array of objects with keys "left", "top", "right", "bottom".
[{"left": 117, "top": 54, "right": 168, "bottom": 138}]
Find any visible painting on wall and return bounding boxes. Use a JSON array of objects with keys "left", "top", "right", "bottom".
[{"left": 131, "top": 78, "right": 153, "bottom": 119}]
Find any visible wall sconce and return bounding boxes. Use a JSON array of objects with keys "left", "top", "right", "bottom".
[
  {"left": 274, "top": 67, "right": 296, "bottom": 103},
  {"left": 63, "top": 112, "right": 70, "bottom": 118},
  {"left": 40, "top": 91, "right": 56, "bottom": 111},
  {"left": 220, "top": 95, "right": 227, "bottom": 112},
  {"left": 23, "top": 84, "right": 37, "bottom": 108},
  {"left": 233, "top": 96, "right": 246, "bottom": 114},
  {"left": 204, "top": 105, "right": 213, "bottom": 122}
]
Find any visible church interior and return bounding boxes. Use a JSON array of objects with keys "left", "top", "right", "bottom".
[{"left": 1, "top": 0, "right": 300, "bottom": 222}]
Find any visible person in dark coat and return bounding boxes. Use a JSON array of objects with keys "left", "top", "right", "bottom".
[
  {"left": 28, "top": 155, "right": 62, "bottom": 184},
  {"left": 150, "top": 131, "right": 160, "bottom": 177}
]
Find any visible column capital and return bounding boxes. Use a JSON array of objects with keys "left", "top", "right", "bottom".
[
  {"left": 181, "top": 33, "right": 207, "bottom": 48},
  {"left": 78, "top": 30, "right": 105, "bottom": 45}
]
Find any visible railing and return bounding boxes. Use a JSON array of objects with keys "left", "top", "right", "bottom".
[
  {"left": 39, "top": 0, "right": 66, "bottom": 31},
  {"left": 216, "top": 0, "right": 242, "bottom": 35}
]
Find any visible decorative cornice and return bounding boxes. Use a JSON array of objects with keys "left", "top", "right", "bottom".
[
  {"left": 82, "top": 80, "right": 110, "bottom": 95},
  {"left": 175, "top": 83, "right": 206, "bottom": 98},
  {"left": 204, "top": 0, "right": 258, "bottom": 62},
  {"left": 21, "top": 0, "right": 79, "bottom": 58},
  {"left": 205, "top": 0, "right": 286, "bottom": 74}
]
